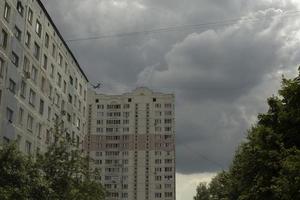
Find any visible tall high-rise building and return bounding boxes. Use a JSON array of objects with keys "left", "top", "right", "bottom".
[
  {"left": 86, "top": 87, "right": 176, "bottom": 200},
  {"left": 0, "top": 0, "right": 89, "bottom": 154}
]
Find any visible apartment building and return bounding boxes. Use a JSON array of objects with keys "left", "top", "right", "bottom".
[
  {"left": 86, "top": 87, "right": 176, "bottom": 200},
  {"left": 0, "top": 0, "right": 89, "bottom": 154}
]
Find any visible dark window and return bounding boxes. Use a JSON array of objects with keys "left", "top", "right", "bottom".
[
  {"left": 11, "top": 52, "right": 19, "bottom": 67},
  {"left": 1, "top": 29, "right": 8, "bottom": 49},
  {"left": 6, "top": 107, "right": 13, "bottom": 123},
  {"left": 45, "top": 33, "right": 49, "bottom": 48},
  {"left": 8, "top": 79, "right": 16, "bottom": 93},
  {"left": 33, "top": 42, "right": 40, "bottom": 60},
  {"left": 14, "top": 26, "right": 22, "bottom": 41},
  {"left": 0, "top": 57, "right": 4, "bottom": 78},
  {"left": 25, "top": 31, "right": 31, "bottom": 47},
  {"left": 17, "top": 1, "right": 24, "bottom": 16}
]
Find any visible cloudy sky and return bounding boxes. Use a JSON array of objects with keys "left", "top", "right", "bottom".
[{"left": 42, "top": 0, "right": 300, "bottom": 199}]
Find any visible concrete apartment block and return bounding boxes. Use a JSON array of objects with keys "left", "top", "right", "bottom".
[
  {"left": 86, "top": 87, "right": 176, "bottom": 200},
  {"left": 0, "top": 0, "right": 89, "bottom": 154}
]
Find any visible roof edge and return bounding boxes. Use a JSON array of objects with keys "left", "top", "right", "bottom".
[{"left": 37, "top": 0, "right": 89, "bottom": 82}]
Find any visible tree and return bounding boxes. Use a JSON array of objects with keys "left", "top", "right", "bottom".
[
  {"left": 0, "top": 120, "right": 106, "bottom": 200},
  {"left": 194, "top": 70, "right": 300, "bottom": 199},
  {"left": 194, "top": 183, "right": 210, "bottom": 200},
  {"left": 37, "top": 119, "right": 106, "bottom": 200},
  {"left": 0, "top": 143, "right": 50, "bottom": 200}
]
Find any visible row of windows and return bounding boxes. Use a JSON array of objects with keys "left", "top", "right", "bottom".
[
  {"left": 95, "top": 151, "right": 129, "bottom": 157},
  {"left": 96, "top": 126, "right": 172, "bottom": 133},
  {"left": 6, "top": 72, "right": 85, "bottom": 129},
  {"left": 2, "top": 1, "right": 87, "bottom": 100},
  {"left": 3, "top": 136, "right": 34, "bottom": 156},
  {"left": 96, "top": 111, "right": 172, "bottom": 118},
  {"left": 97, "top": 103, "right": 173, "bottom": 109},
  {"left": 155, "top": 192, "right": 173, "bottom": 198}
]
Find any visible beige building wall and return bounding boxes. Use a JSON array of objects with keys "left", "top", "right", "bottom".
[
  {"left": 87, "top": 87, "right": 176, "bottom": 200},
  {"left": 0, "top": 0, "right": 89, "bottom": 154}
]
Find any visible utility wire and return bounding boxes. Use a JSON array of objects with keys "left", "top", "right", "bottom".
[
  {"left": 181, "top": 143, "right": 224, "bottom": 170},
  {"left": 66, "top": 10, "right": 300, "bottom": 42}
]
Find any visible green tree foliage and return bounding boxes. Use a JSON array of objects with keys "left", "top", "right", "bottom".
[
  {"left": 0, "top": 144, "right": 51, "bottom": 200},
  {"left": 194, "top": 183, "right": 210, "bottom": 200},
  {"left": 0, "top": 121, "right": 105, "bottom": 200},
  {"left": 194, "top": 71, "right": 300, "bottom": 200}
]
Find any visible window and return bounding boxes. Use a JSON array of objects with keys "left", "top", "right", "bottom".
[
  {"left": 37, "top": 123, "right": 42, "bottom": 139},
  {"left": 47, "top": 107, "right": 51, "bottom": 121},
  {"left": 61, "top": 100, "right": 65, "bottom": 111},
  {"left": 17, "top": 2, "right": 24, "bottom": 16},
  {"left": 25, "top": 31, "right": 31, "bottom": 47},
  {"left": 33, "top": 42, "right": 40, "bottom": 60},
  {"left": 79, "top": 84, "right": 82, "bottom": 95},
  {"left": 20, "top": 80, "right": 26, "bottom": 98},
  {"left": 165, "top": 103, "right": 172, "bottom": 108},
  {"left": 0, "top": 57, "right": 4, "bottom": 78},
  {"left": 67, "top": 113, "right": 71, "bottom": 122},
  {"left": 18, "top": 108, "right": 24, "bottom": 125},
  {"left": 11, "top": 52, "right": 19, "bottom": 67},
  {"left": 1, "top": 29, "right": 8, "bottom": 49},
  {"left": 6, "top": 107, "right": 13, "bottom": 123},
  {"left": 31, "top": 66, "right": 38, "bottom": 83},
  {"left": 3, "top": 2, "right": 11, "bottom": 22},
  {"left": 58, "top": 53, "right": 63, "bottom": 66},
  {"left": 57, "top": 73, "right": 62, "bottom": 87},
  {"left": 63, "top": 81, "right": 67, "bottom": 93},
  {"left": 165, "top": 111, "right": 172, "bottom": 116},
  {"left": 155, "top": 193, "right": 162, "bottom": 198},
  {"left": 50, "top": 64, "right": 55, "bottom": 78},
  {"left": 27, "top": 8, "right": 33, "bottom": 24},
  {"left": 14, "top": 26, "right": 22, "bottom": 41},
  {"left": 55, "top": 93, "right": 60, "bottom": 106},
  {"left": 41, "top": 77, "right": 46, "bottom": 93},
  {"left": 165, "top": 119, "right": 172, "bottom": 124},
  {"left": 45, "top": 33, "right": 49, "bottom": 48},
  {"left": 78, "top": 100, "right": 81, "bottom": 111},
  {"left": 43, "top": 55, "right": 48, "bottom": 69},
  {"left": 75, "top": 78, "right": 78, "bottom": 89},
  {"left": 27, "top": 114, "right": 33, "bottom": 131},
  {"left": 46, "top": 129, "right": 50, "bottom": 144},
  {"left": 52, "top": 44, "right": 56, "bottom": 57},
  {"left": 29, "top": 89, "right": 36, "bottom": 106},
  {"left": 64, "top": 62, "right": 68, "bottom": 73},
  {"left": 49, "top": 85, "right": 53, "bottom": 99},
  {"left": 23, "top": 56, "right": 30, "bottom": 73},
  {"left": 39, "top": 99, "right": 44, "bottom": 115},
  {"left": 69, "top": 76, "right": 73, "bottom": 85},
  {"left": 165, "top": 192, "right": 173, "bottom": 198},
  {"left": 8, "top": 79, "right": 16, "bottom": 93},
  {"left": 35, "top": 20, "right": 42, "bottom": 37},
  {"left": 68, "top": 94, "right": 72, "bottom": 104},
  {"left": 25, "top": 140, "right": 31, "bottom": 155}
]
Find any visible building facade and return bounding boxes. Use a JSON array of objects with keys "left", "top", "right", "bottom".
[
  {"left": 87, "top": 87, "right": 176, "bottom": 200},
  {"left": 0, "top": 0, "right": 89, "bottom": 154}
]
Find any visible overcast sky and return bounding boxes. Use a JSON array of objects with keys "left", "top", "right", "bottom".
[{"left": 42, "top": 0, "right": 300, "bottom": 199}]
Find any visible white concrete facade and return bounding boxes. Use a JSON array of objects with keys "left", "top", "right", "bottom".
[
  {"left": 87, "top": 87, "right": 176, "bottom": 200},
  {"left": 0, "top": 0, "right": 89, "bottom": 154}
]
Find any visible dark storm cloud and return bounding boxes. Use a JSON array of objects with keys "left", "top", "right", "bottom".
[{"left": 42, "top": 0, "right": 300, "bottom": 174}]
